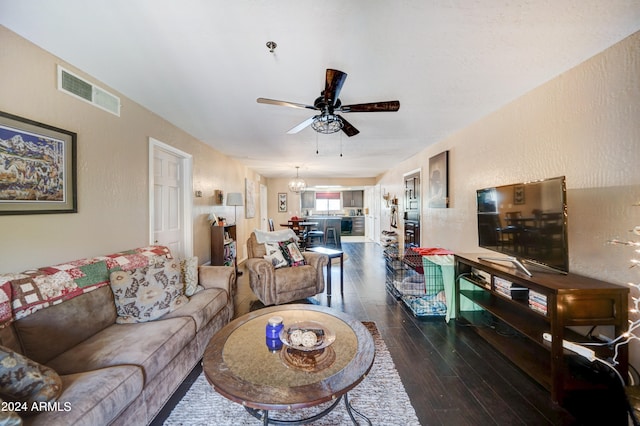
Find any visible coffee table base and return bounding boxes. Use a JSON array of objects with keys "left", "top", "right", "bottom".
[{"left": 244, "top": 393, "right": 371, "bottom": 426}]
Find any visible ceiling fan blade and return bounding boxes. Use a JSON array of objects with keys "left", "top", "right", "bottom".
[
  {"left": 286, "top": 116, "right": 317, "bottom": 134},
  {"left": 257, "top": 98, "right": 317, "bottom": 110},
  {"left": 340, "top": 100, "right": 400, "bottom": 113},
  {"left": 324, "top": 69, "right": 347, "bottom": 107},
  {"left": 338, "top": 115, "right": 360, "bottom": 137}
]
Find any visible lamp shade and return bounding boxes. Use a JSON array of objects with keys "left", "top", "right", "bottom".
[{"left": 226, "top": 192, "right": 243, "bottom": 206}]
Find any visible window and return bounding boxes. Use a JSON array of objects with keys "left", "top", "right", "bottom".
[{"left": 315, "top": 192, "right": 341, "bottom": 211}]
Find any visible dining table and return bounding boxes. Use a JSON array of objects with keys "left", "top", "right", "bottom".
[{"left": 280, "top": 221, "right": 319, "bottom": 248}]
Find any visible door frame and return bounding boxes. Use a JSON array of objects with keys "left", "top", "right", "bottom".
[
  {"left": 148, "top": 137, "right": 193, "bottom": 257},
  {"left": 260, "top": 183, "right": 268, "bottom": 231}
]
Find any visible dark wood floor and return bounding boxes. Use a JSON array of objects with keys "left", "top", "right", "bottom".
[{"left": 153, "top": 241, "right": 630, "bottom": 425}]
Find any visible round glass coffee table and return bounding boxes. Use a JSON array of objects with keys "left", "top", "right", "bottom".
[{"left": 202, "top": 304, "right": 375, "bottom": 425}]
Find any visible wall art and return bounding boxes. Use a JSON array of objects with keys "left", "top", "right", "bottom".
[
  {"left": 0, "top": 111, "right": 77, "bottom": 215},
  {"left": 428, "top": 150, "right": 449, "bottom": 208}
]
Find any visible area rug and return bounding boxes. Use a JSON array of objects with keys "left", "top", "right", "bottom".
[{"left": 163, "top": 322, "right": 420, "bottom": 425}]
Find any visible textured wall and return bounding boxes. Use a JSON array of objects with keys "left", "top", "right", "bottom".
[
  {"left": 377, "top": 30, "right": 640, "bottom": 362},
  {"left": 0, "top": 27, "right": 261, "bottom": 271},
  {"left": 379, "top": 30, "right": 640, "bottom": 284}
]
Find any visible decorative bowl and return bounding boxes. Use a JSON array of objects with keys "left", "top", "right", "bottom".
[{"left": 279, "top": 321, "right": 336, "bottom": 352}]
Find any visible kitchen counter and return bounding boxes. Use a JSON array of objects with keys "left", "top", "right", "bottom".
[
  {"left": 306, "top": 215, "right": 365, "bottom": 238},
  {"left": 305, "top": 217, "right": 342, "bottom": 247}
]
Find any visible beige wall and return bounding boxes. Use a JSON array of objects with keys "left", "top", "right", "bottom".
[{"left": 0, "top": 26, "right": 261, "bottom": 271}]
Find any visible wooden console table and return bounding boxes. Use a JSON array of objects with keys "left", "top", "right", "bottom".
[{"left": 455, "top": 253, "right": 629, "bottom": 403}]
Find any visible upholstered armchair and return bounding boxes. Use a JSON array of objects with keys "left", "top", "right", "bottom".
[{"left": 245, "top": 231, "right": 328, "bottom": 305}]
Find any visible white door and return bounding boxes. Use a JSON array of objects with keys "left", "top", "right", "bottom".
[{"left": 149, "top": 138, "right": 193, "bottom": 258}]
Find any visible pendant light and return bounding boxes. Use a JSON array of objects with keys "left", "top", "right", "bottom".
[{"left": 288, "top": 166, "right": 307, "bottom": 193}]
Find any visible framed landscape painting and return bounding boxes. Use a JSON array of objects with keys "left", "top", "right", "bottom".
[{"left": 0, "top": 112, "right": 77, "bottom": 215}]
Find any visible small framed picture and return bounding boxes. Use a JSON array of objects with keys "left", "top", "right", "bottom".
[
  {"left": 514, "top": 184, "right": 525, "bottom": 204},
  {"left": 278, "top": 193, "right": 287, "bottom": 212}
]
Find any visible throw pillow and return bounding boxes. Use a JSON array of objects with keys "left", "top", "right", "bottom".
[
  {"left": 0, "top": 345, "right": 62, "bottom": 410},
  {"left": 279, "top": 240, "right": 306, "bottom": 267},
  {"left": 109, "top": 260, "right": 188, "bottom": 324},
  {"left": 263, "top": 242, "right": 288, "bottom": 269},
  {"left": 181, "top": 256, "right": 199, "bottom": 296},
  {"left": 0, "top": 397, "right": 22, "bottom": 425}
]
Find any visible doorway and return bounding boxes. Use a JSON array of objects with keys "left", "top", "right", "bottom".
[{"left": 149, "top": 138, "right": 193, "bottom": 258}]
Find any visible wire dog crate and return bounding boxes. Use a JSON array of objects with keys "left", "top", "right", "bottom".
[{"left": 384, "top": 248, "right": 447, "bottom": 317}]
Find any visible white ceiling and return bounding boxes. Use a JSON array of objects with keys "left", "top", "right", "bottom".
[{"left": 1, "top": 1, "right": 639, "bottom": 179}]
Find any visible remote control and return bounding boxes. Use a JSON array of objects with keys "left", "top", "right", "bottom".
[{"left": 542, "top": 333, "right": 595, "bottom": 361}]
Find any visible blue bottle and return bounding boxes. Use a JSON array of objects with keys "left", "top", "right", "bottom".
[{"left": 266, "top": 316, "right": 284, "bottom": 340}]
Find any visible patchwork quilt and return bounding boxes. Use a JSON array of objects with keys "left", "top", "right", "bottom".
[{"left": 0, "top": 246, "right": 172, "bottom": 327}]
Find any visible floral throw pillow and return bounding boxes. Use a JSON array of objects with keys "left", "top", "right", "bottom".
[
  {"left": 0, "top": 397, "right": 22, "bottom": 424},
  {"left": 279, "top": 240, "right": 306, "bottom": 267},
  {"left": 263, "top": 242, "right": 288, "bottom": 269},
  {"left": 109, "top": 260, "right": 188, "bottom": 324},
  {"left": 0, "top": 345, "right": 62, "bottom": 412},
  {"left": 181, "top": 256, "right": 199, "bottom": 296}
]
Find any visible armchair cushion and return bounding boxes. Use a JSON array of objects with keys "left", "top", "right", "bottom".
[
  {"left": 263, "top": 242, "right": 288, "bottom": 269},
  {"left": 279, "top": 240, "right": 306, "bottom": 267}
]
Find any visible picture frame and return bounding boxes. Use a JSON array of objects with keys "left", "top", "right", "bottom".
[
  {"left": 513, "top": 184, "right": 525, "bottom": 205},
  {"left": 245, "top": 178, "right": 256, "bottom": 218},
  {"left": 0, "top": 111, "right": 77, "bottom": 215},
  {"left": 278, "top": 192, "right": 287, "bottom": 212},
  {"left": 428, "top": 150, "right": 449, "bottom": 208}
]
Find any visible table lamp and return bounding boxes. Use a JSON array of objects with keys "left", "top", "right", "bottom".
[{"left": 226, "top": 193, "right": 243, "bottom": 225}]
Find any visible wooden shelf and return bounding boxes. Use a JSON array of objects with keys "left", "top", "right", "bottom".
[
  {"left": 211, "top": 224, "right": 237, "bottom": 268},
  {"left": 458, "top": 311, "right": 552, "bottom": 390},
  {"left": 455, "top": 253, "right": 629, "bottom": 404}
]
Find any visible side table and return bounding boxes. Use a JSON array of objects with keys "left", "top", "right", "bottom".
[{"left": 307, "top": 247, "right": 344, "bottom": 296}]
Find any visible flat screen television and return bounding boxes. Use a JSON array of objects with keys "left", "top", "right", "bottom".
[{"left": 476, "top": 176, "right": 568, "bottom": 275}]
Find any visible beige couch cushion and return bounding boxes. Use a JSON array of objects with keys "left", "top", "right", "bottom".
[
  {"left": 13, "top": 286, "right": 117, "bottom": 364},
  {"left": 23, "top": 366, "right": 143, "bottom": 426},
  {"left": 46, "top": 317, "right": 194, "bottom": 384},
  {"left": 161, "top": 288, "right": 229, "bottom": 332}
]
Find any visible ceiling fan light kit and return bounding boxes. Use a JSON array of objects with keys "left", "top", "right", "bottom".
[
  {"left": 311, "top": 114, "right": 343, "bottom": 134},
  {"left": 257, "top": 68, "right": 399, "bottom": 138}
]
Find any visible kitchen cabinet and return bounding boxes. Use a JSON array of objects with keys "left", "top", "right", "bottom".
[
  {"left": 351, "top": 217, "right": 365, "bottom": 236},
  {"left": 342, "top": 190, "right": 363, "bottom": 207},
  {"left": 301, "top": 191, "right": 315, "bottom": 209}
]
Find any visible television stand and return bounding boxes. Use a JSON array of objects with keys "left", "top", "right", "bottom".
[
  {"left": 455, "top": 253, "right": 629, "bottom": 404},
  {"left": 478, "top": 255, "right": 532, "bottom": 277}
]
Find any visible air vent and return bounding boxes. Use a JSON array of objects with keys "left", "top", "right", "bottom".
[{"left": 57, "top": 66, "right": 120, "bottom": 116}]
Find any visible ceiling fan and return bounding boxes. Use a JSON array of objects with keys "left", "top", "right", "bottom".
[{"left": 257, "top": 69, "right": 400, "bottom": 137}]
